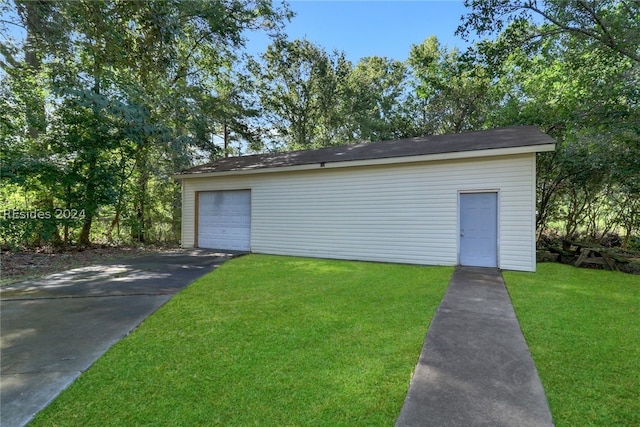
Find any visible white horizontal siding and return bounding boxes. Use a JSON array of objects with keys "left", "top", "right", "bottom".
[{"left": 181, "top": 153, "right": 536, "bottom": 271}]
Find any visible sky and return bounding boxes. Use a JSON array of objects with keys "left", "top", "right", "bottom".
[
  {"left": 248, "top": 0, "right": 472, "bottom": 63},
  {"left": 1, "top": 1, "right": 472, "bottom": 64}
]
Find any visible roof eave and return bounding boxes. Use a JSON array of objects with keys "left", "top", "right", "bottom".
[{"left": 172, "top": 143, "right": 556, "bottom": 180}]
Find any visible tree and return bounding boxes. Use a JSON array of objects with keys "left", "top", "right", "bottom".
[
  {"left": 250, "top": 39, "right": 350, "bottom": 150},
  {"left": 458, "top": 0, "right": 640, "bottom": 63},
  {"left": 456, "top": 0, "right": 640, "bottom": 242},
  {"left": 343, "top": 56, "right": 416, "bottom": 142},
  {"left": 479, "top": 26, "right": 639, "bottom": 241},
  {"left": 408, "top": 36, "right": 495, "bottom": 135},
  {"left": 0, "top": 0, "right": 291, "bottom": 246}
]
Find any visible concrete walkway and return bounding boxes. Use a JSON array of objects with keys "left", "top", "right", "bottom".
[
  {"left": 1, "top": 250, "right": 239, "bottom": 427},
  {"left": 396, "top": 267, "right": 554, "bottom": 427}
]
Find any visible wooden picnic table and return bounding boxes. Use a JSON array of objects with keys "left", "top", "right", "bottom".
[{"left": 572, "top": 242, "right": 622, "bottom": 271}]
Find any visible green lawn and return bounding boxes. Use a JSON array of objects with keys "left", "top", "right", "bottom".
[
  {"left": 504, "top": 264, "right": 640, "bottom": 426},
  {"left": 31, "top": 255, "right": 452, "bottom": 426}
]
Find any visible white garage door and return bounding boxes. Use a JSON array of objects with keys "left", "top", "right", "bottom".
[{"left": 198, "top": 190, "right": 251, "bottom": 251}]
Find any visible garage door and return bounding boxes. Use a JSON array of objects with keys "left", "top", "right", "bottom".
[{"left": 197, "top": 190, "right": 251, "bottom": 251}]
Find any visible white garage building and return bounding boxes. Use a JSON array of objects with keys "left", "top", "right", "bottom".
[{"left": 174, "top": 126, "right": 555, "bottom": 272}]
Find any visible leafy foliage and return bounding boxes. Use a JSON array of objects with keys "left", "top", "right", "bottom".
[
  {"left": 408, "top": 36, "right": 495, "bottom": 134},
  {"left": 458, "top": 0, "right": 640, "bottom": 63},
  {"left": 1, "top": 0, "right": 638, "bottom": 248},
  {"left": 249, "top": 39, "right": 347, "bottom": 149},
  {"left": 1, "top": 0, "right": 290, "bottom": 246}
]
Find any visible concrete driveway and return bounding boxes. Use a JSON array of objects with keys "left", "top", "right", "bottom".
[{"left": 1, "top": 249, "right": 239, "bottom": 427}]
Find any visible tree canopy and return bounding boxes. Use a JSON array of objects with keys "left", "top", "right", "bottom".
[
  {"left": 1, "top": 0, "right": 638, "bottom": 248},
  {"left": 1, "top": 0, "right": 291, "bottom": 245}
]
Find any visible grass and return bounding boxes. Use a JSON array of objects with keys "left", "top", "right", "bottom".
[
  {"left": 31, "top": 254, "right": 452, "bottom": 426},
  {"left": 503, "top": 264, "right": 640, "bottom": 426}
]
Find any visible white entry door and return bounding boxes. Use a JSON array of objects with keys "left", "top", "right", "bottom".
[
  {"left": 459, "top": 192, "right": 498, "bottom": 267},
  {"left": 198, "top": 190, "right": 250, "bottom": 251}
]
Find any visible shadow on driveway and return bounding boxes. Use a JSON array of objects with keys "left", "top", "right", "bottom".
[{"left": 1, "top": 249, "right": 240, "bottom": 427}]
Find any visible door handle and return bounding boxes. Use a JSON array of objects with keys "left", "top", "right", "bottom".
[{"left": 460, "top": 229, "right": 464, "bottom": 237}]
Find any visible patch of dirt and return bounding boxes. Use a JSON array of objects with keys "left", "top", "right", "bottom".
[{"left": 0, "top": 246, "right": 178, "bottom": 286}]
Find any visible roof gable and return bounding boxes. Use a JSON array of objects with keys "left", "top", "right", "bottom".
[{"left": 177, "top": 126, "right": 555, "bottom": 177}]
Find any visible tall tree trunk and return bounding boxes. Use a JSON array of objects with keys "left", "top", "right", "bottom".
[
  {"left": 78, "top": 47, "right": 104, "bottom": 246},
  {"left": 78, "top": 155, "right": 98, "bottom": 245},
  {"left": 17, "top": 1, "right": 47, "bottom": 139},
  {"left": 63, "top": 185, "right": 71, "bottom": 244},
  {"left": 132, "top": 143, "right": 149, "bottom": 243},
  {"left": 224, "top": 122, "right": 230, "bottom": 157},
  {"left": 78, "top": 216, "right": 93, "bottom": 245},
  {"left": 135, "top": 184, "right": 146, "bottom": 243},
  {"left": 18, "top": 1, "right": 58, "bottom": 245},
  {"left": 172, "top": 183, "right": 181, "bottom": 243},
  {"left": 105, "top": 211, "right": 120, "bottom": 243}
]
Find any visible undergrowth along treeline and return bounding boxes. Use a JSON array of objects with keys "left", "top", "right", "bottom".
[{"left": 1, "top": 1, "right": 638, "bottom": 249}]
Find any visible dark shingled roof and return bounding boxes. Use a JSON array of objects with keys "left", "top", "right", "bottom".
[{"left": 178, "top": 126, "right": 555, "bottom": 176}]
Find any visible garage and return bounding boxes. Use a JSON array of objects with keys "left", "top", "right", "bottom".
[
  {"left": 196, "top": 190, "right": 251, "bottom": 251},
  {"left": 175, "top": 126, "right": 556, "bottom": 271}
]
